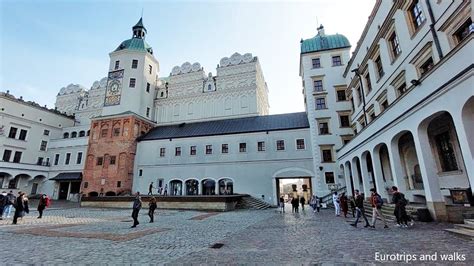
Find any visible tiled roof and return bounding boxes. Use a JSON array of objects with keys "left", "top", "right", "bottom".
[
  {"left": 114, "top": 38, "right": 153, "bottom": 54},
  {"left": 139, "top": 112, "right": 309, "bottom": 141}
]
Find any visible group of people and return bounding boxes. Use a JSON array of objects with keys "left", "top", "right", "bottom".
[
  {"left": 148, "top": 182, "right": 168, "bottom": 196},
  {"left": 0, "top": 191, "right": 50, "bottom": 224},
  {"left": 131, "top": 192, "right": 157, "bottom": 228},
  {"left": 332, "top": 186, "right": 413, "bottom": 229},
  {"left": 279, "top": 194, "right": 322, "bottom": 214}
]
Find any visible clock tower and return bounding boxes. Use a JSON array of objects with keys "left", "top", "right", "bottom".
[
  {"left": 82, "top": 18, "right": 157, "bottom": 197},
  {"left": 102, "top": 17, "right": 159, "bottom": 121}
]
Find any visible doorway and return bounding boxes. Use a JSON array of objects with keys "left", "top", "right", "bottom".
[
  {"left": 276, "top": 177, "right": 312, "bottom": 206},
  {"left": 58, "top": 182, "right": 69, "bottom": 200}
]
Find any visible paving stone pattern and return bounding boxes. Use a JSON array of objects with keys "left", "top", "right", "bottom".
[{"left": 0, "top": 204, "right": 472, "bottom": 265}]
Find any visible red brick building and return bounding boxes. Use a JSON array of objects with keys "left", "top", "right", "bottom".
[{"left": 82, "top": 112, "right": 154, "bottom": 196}]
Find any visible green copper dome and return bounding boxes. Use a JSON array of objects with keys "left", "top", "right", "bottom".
[
  {"left": 115, "top": 38, "right": 153, "bottom": 54},
  {"left": 300, "top": 27, "right": 350, "bottom": 54}
]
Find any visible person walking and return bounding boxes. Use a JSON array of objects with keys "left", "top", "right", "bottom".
[
  {"left": 163, "top": 185, "right": 168, "bottom": 196},
  {"left": 131, "top": 192, "right": 142, "bottom": 228},
  {"left": 300, "top": 196, "right": 306, "bottom": 211},
  {"left": 148, "top": 182, "right": 154, "bottom": 195},
  {"left": 37, "top": 194, "right": 48, "bottom": 219},
  {"left": 340, "top": 193, "right": 349, "bottom": 218},
  {"left": 350, "top": 190, "right": 370, "bottom": 228},
  {"left": 332, "top": 191, "right": 340, "bottom": 216},
  {"left": 148, "top": 197, "right": 157, "bottom": 223},
  {"left": 279, "top": 196, "right": 285, "bottom": 213},
  {"left": 12, "top": 192, "right": 27, "bottom": 225},
  {"left": 0, "top": 191, "right": 6, "bottom": 220},
  {"left": 3, "top": 191, "right": 16, "bottom": 219},
  {"left": 391, "top": 186, "right": 410, "bottom": 227},
  {"left": 315, "top": 196, "right": 321, "bottom": 213},
  {"left": 349, "top": 196, "right": 356, "bottom": 218},
  {"left": 291, "top": 197, "right": 299, "bottom": 213},
  {"left": 369, "top": 188, "right": 388, "bottom": 229},
  {"left": 309, "top": 195, "right": 316, "bottom": 212}
]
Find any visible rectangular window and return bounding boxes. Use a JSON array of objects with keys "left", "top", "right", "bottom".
[
  {"left": 454, "top": 18, "right": 472, "bottom": 43},
  {"left": 356, "top": 87, "right": 362, "bottom": 105},
  {"left": 397, "top": 83, "right": 408, "bottom": 96},
  {"left": 101, "top": 129, "right": 108, "bottom": 138},
  {"left": 315, "top": 97, "right": 326, "bottom": 110},
  {"left": 37, "top": 157, "right": 44, "bottom": 165},
  {"left": 13, "top": 151, "right": 22, "bottom": 163},
  {"left": 257, "top": 141, "right": 266, "bottom": 152},
  {"left": 276, "top": 140, "right": 285, "bottom": 151},
  {"left": 332, "top": 56, "right": 342, "bottom": 66},
  {"left": 322, "top": 149, "right": 333, "bottom": 162},
  {"left": 97, "top": 157, "right": 103, "bottom": 166},
  {"left": 160, "top": 148, "right": 166, "bottom": 157},
  {"left": 239, "top": 143, "right": 247, "bottom": 152},
  {"left": 117, "top": 181, "right": 121, "bottom": 188},
  {"left": 2, "top": 149, "right": 12, "bottom": 162},
  {"left": 113, "top": 127, "right": 120, "bottom": 137},
  {"left": 129, "top": 78, "right": 136, "bottom": 88},
  {"left": 313, "top": 80, "right": 323, "bottom": 92},
  {"left": 375, "top": 56, "right": 384, "bottom": 78},
  {"left": 139, "top": 169, "right": 143, "bottom": 176},
  {"left": 340, "top": 115, "right": 350, "bottom": 127},
  {"left": 312, "top": 58, "right": 321, "bottom": 68},
  {"left": 40, "top": 140, "right": 48, "bottom": 151},
  {"left": 54, "top": 154, "right": 60, "bottom": 165},
  {"left": 65, "top": 153, "right": 71, "bottom": 165},
  {"left": 325, "top": 172, "right": 335, "bottom": 184},
  {"left": 110, "top": 155, "right": 116, "bottom": 165},
  {"left": 146, "top": 83, "right": 150, "bottom": 93},
  {"left": 175, "top": 147, "right": 181, "bottom": 156},
  {"left": 410, "top": 0, "right": 426, "bottom": 30},
  {"left": 146, "top": 107, "right": 150, "bottom": 117},
  {"left": 190, "top": 146, "right": 196, "bottom": 155},
  {"left": 435, "top": 131, "right": 459, "bottom": 172},
  {"left": 114, "top": 60, "right": 120, "bottom": 70},
  {"left": 149, "top": 65, "right": 153, "bottom": 74},
  {"left": 206, "top": 145, "right": 213, "bottom": 154},
  {"left": 77, "top": 152, "right": 83, "bottom": 164},
  {"left": 18, "top": 129, "right": 27, "bottom": 140},
  {"left": 365, "top": 73, "right": 372, "bottom": 93},
  {"left": 43, "top": 129, "right": 50, "bottom": 136},
  {"left": 319, "top": 122, "right": 329, "bottom": 135},
  {"left": 132, "top": 59, "right": 138, "bottom": 69},
  {"left": 420, "top": 57, "right": 434, "bottom": 75},
  {"left": 8, "top": 127, "right": 17, "bottom": 138},
  {"left": 389, "top": 32, "right": 401, "bottom": 58},
  {"left": 336, "top": 90, "right": 347, "bottom": 101},
  {"left": 221, "top": 144, "right": 229, "bottom": 154},
  {"left": 83, "top": 182, "right": 89, "bottom": 189},
  {"left": 296, "top": 139, "right": 305, "bottom": 150},
  {"left": 380, "top": 100, "right": 389, "bottom": 111}
]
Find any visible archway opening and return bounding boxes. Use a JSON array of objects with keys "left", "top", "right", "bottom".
[
  {"left": 398, "top": 132, "right": 423, "bottom": 190},
  {"left": 185, "top": 179, "right": 199, "bottom": 195},
  {"left": 105, "top": 191, "right": 116, "bottom": 196},
  {"left": 88, "top": 191, "right": 99, "bottom": 197},
  {"left": 170, "top": 180, "right": 183, "bottom": 195},
  {"left": 218, "top": 178, "right": 233, "bottom": 195},
  {"left": 202, "top": 179, "right": 216, "bottom": 195}
]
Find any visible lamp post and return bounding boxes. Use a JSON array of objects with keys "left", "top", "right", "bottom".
[{"left": 351, "top": 68, "right": 368, "bottom": 126}]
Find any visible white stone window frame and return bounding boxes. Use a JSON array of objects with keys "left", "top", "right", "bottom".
[
  {"left": 257, "top": 141, "right": 266, "bottom": 152},
  {"left": 335, "top": 85, "right": 348, "bottom": 102},
  {"left": 316, "top": 118, "right": 331, "bottom": 135},
  {"left": 311, "top": 57, "right": 322, "bottom": 69},
  {"left": 276, "top": 140, "right": 285, "bottom": 151},
  {"left": 319, "top": 144, "right": 334, "bottom": 163},
  {"left": 76, "top": 152, "right": 83, "bottom": 165},
  {"left": 295, "top": 138, "right": 306, "bottom": 150},
  {"left": 337, "top": 111, "right": 352, "bottom": 128},
  {"left": 159, "top": 147, "right": 166, "bottom": 157},
  {"left": 438, "top": 1, "right": 472, "bottom": 49},
  {"left": 367, "top": 105, "right": 376, "bottom": 123},
  {"left": 391, "top": 70, "right": 407, "bottom": 98},
  {"left": 402, "top": 0, "right": 427, "bottom": 38},
  {"left": 331, "top": 54, "right": 343, "bottom": 67},
  {"left": 311, "top": 75, "right": 325, "bottom": 94},
  {"left": 409, "top": 41, "right": 434, "bottom": 78},
  {"left": 315, "top": 96, "right": 327, "bottom": 110},
  {"left": 384, "top": 21, "right": 402, "bottom": 64},
  {"left": 64, "top": 152, "right": 71, "bottom": 165}
]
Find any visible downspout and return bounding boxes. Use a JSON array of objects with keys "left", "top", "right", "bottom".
[{"left": 425, "top": 0, "right": 444, "bottom": 59}]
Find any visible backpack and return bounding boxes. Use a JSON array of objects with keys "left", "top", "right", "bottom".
[
  {"left": 399, "top": 193, "right": 408, "bottom": 206},
  {"left": 375, "top": 194, "right": 384, "bottom": 208},
  {"left": 45, "top": 196, "right": 51, "bottom": 207}
]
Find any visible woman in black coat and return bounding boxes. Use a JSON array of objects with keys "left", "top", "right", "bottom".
[{"left": 12, "top": 193, "right": 26, "bottom": 224}]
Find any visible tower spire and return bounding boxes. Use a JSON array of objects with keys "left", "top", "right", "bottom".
[{"left": 132, "top": 17, "right": 147, "bottom": 39}]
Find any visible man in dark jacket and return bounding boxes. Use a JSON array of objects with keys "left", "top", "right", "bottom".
[
  {"left": 350, "top": 190, "right": 370, "bottom": 228},
  {"left": 392, "top": 186, "right": 409, "bottom": 227},
  {"left": 0, "top": 191, "right": 6, "bottom": 220},
  {"left": 131, "top": 192, "right": 142, "bottom": 228},
  {"left": 12, "top": 192, "right": 26, "bottom": 225}
]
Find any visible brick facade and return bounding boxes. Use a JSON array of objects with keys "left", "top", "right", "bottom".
[{"left": 82, "top": 114, "right": 154, "bottom": 196}]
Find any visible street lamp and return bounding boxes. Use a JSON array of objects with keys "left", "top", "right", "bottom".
[{"left": 351, "top": 68, "right": 368, "bottom": 126}]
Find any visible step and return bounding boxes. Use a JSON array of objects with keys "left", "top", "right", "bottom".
[
  {"left": 454, "top": 224, "right": 474, "bottom": 231},
  {"left": 444, "top": 228, "right": 474, "bottom": 241},
  {"left": 464, "top": 219, "right": 474, "bottom": 225}
]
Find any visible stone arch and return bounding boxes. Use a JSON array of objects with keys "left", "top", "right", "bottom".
[
  {"left": 169, "top": 179, "right": 183, "bottom": 196},
  {"left": 344, "top": 161, "right": 355, "bottom": 195},
  {"left": 351, "top": 156, "right": 364, "bottom": 193},
  {"left": 88, "top": 191, "right": 99, "bottom": 197},
  {"left": 461, "top": 96, "right": 474, "bottom": 156},
  {"left": 105, "top": 191, "right": 116, "bottom": 196},
  {"left": 361, "top": 150, "right": 376, "bottom": 191},
  {"left": 218, "top": 177, "right": 234, "bottom": 195},
  {"left": 373, "top": 143, "right": 393, "bottom": 183},
  {"left": 185, "top": 178, "right": 199, "bottom": 195},
  {"left": 63, "top": 132, "right": 69, "bottom": 138},
  {"left": 201, "top": 178, "right": 216, "bottom": 195},
  {"left": 392, "top": 131, "right": 423, "bottom": 190},
  {"left": 71, "top": 131, "right": 77, "bottom": 138},
  {"left": 79, "top": 130, "right": 86, "bottom": 137},
  {"left": 272, "top": 167, "right": 314, "bottom": 178}
]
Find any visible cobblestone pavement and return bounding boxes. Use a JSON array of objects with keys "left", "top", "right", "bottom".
[{"left": 0, "top": 204, "right": 472, "bottom": 265}]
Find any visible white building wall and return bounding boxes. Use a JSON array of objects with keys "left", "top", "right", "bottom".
[{"left": 134, "top": 129, "right": 314, "bottom": 205}]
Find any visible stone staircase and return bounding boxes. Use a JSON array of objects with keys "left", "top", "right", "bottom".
[
  {"left": 235, "top": 195, "right": 274, "bottom": 210},
  {"left": 444, "top": 219, "right": 474, "bottom": 240},
  {"left": 361, "top": 202, "right": 421, "bottom": 222}
]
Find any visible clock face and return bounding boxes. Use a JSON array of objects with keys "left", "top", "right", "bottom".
[{"left": 108, "top": 80, "right": 121, "bottom": 95}]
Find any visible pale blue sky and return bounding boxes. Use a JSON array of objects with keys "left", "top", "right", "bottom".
[{"left": 0, "top": 0, "right": 374, "bottom": 114}]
